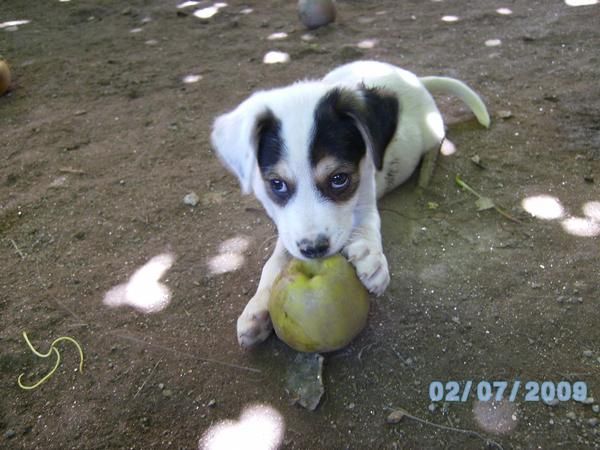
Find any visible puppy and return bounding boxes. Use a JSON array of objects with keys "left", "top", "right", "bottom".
[{"left": 211, "top": 60, "right": 490, "bottom": 348}]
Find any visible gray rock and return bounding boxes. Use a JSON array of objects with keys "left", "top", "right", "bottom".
[
  {"left": 183, "top": 192, "right": 199, "bottom": 207},
  {"left": 4, "top": 430, "right": 16, "bottom": 439}
]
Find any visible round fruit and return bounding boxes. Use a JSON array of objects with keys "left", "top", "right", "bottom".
[
  {"left": 0, "top": 60, "right": 11, "bottom": 96},
  {"left": 269, "top": 254, "right": 369, "bottom": 353},
  {"left": 298, "top": 0, "right": 336, "bottom": 30}
]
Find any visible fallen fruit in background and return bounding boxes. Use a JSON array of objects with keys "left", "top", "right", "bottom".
[
  {"left": 269, "top": 254, "right": 369, "bottom": 353},
  {"left": 0, "top": 59, "right": 11, "bottom": 96},
  {"left": 298, "top": 0, "right": 336, "bottom": 30}
]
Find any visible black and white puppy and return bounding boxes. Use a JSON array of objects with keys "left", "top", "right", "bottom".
[{"left": 211, "top": 60, "right": 490, "bottom": 348}]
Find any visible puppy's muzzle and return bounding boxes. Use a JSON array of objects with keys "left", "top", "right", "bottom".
[{"left": 297, "top": 235, "right": 330, "bottom": 259}]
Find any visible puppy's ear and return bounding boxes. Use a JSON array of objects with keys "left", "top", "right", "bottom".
[
  {"left": 341, "top": 87, "right": 400, "bottom": 171},
  {"left": 211, "top": 94, "right": 269, "bottom": 194}
]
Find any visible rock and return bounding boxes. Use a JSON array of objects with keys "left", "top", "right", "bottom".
[
  {"left": 162, "top": 389, "right": 172, "bottom": 397},
  {"left": 4, "top": 430, "right": 16, "bottom": 439},
  {"left": 183, "top": 192, "right": 199, "bottom": 207},
  {"left": 207, "top": 399, "right": 217, "bottom": 408},
  {"left": 566, "top": 411, "right": 577, "bottom": 420},
  {"left": 298, "top": 0, "right": 336, "bottom": 29},
  {"left": 497, "top": 110, "right": 513, "bottom": 119},
  {"left": 428, "top": 403, "right": 437, "bottom": 413},
  {"left": 592, "top": 404, "right": 599, "bottom": 413},
  {"left": 285, "top": 353, "right": 324, "bottom": 410},
  {"left": 386, "top": 409, "right": 405, "bottom": 424},
  {"left": 589, "top": 418, "right": 599, "bottom": 427},
  {"left": 583, "top": 350, "right": 593, "bottom": 358}
]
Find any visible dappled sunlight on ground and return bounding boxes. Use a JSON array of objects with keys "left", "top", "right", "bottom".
[
  {"left": 522, "top": 195, "right": 600, "bottom": 237},
  {"left": 103, "top": 253, "right": 175, "bottom": 313},
  {"left": 0, "top": 20, "right": 31, "bottom": 29},
  {"left": 199, "top": 404, "right": 284, "bottom": 450},
  {"left": 207, "top": 236, "right": 250, "bottom": 275},
  {"left": 565, "top": 0, "right": 598, "bottom": 6},
  {"left": 357, "top": 39, "right": 378, "bottom": 49},
  {"left": 183, "top": 74, "right": 203, "bottom": 83},
  {"left": 521, "top": 195, "right": 565, "bottom": 220},
  {"left": 263, "top": 51, "right": 290, "bottom": 64},
  {"left": 441, "top": 15, "right": 460, "bottom": 23}
]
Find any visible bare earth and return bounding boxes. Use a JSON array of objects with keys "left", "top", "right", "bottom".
[{"left": 1, "top": 1, "right": 599, "bottom": 449}]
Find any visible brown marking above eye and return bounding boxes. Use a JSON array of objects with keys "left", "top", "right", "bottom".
[
  {"left": 313, "top": 158, "right": 361, "bottom": 202},
  {"left": 262, "top": 162, "right": 296, "bottom": 206}
]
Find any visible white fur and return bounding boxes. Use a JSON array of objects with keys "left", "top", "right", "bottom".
[{"left": 211, "top": 61, "right": 489, "bottom": 348}]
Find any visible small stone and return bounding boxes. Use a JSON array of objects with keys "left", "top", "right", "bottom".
[
  {"left": 4, "top": 430, "right": 16, "bottom": 439},
  {"left": 566, "top": 411, "right": 577, "bottom": 420},
  {"left": 347, "top": 402, "right": 355, "bottom": 410},
  {"left": 545, "top": 398, "right": 560, "bottom": 407},
  {"left": 162, "top": 389, "right": 172, "bottom": 397},
  {"left": 386, "top": 409, "right": 405, "bottom": 424},
  {"left": 592, "top": 404, "right": 599, "bottom": 413},
  {"left": 298, "top": 0, "right": 336, "bottom": 30},
  {"left": 582, "top": 397, "right": 594, "bottom": 405},
  {"left": 207, "top": 399, "right": 217, "bottom": 408},
  {"left": 583, "top": 350, "right": 593, "bottom": 358},
  {"left": 498, "top": 110, "right": 513, "bottom": 119},
  {"left": 158, "top": 383, "right": 165, "bottom": 390},
  {"left": 589, "top": 418, "right": 599, "bottom": 427},
  {"left": 428, "top": 403, "right": 437, "bottom": 413},
  {"left": 183, "top": 192, "right": 199, "bottom": 207}
]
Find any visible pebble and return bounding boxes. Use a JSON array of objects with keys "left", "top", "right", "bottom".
[
  {"left": 386, "top": 409, "right": 405, "bottom": 424},
  {"left": 566, "top": 411, "right": 577, "bottom": 420},
  {"left": 158, "top": 383, "right": 165, "bottom": 390},
  {"left": 183, "top": 192, "right": 199, "bottom": 207},
  {"left": 4, "top": 430, "right": 16, "bottom": 439},
  {"left": 545, "top": 398, "right": 560, "bottom": 407},
  {"left": 207, "top": 399, "right": 217, "bottom": 408},
  {"left": 428, "top": 403, "right": 437, "bottom": 413},
  {"left": 298, "top": 0, "right": 336, "bottom": 29},
  {"left": 583, "top": 350, "right": 593, "bottom": 358},
  {"left": 592, "top": 404, "right": 599, "bottom": 413},
  {"left": 162, "top": 389, "right": 172, "bottom": 397},
  {"left": 589, "top": 418, "right": 599, "bottom": 427},
  {"left": 498, "top": 110, "right": 513, "bottom": 119}
]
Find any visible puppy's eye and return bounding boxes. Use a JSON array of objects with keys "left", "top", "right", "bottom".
[
  {"left": 270, "top": 178, "right": 288, "bottom": 194},
  {"left": 329, "top": 173, "right": 349, "bottom": 190}
]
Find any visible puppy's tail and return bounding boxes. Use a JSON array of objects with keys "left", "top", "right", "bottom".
[{"left": 420, "top": 76, "right": 491, "bottom": 128}]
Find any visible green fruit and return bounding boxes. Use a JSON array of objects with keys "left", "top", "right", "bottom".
[{"left": 269, "top": 255, "right": 369, "bottom": 353}]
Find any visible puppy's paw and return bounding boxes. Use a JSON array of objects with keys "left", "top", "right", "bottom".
[
  {"left": 343, "top": 240, "right": 390, "bottom": 296},
  {"left": 237, "top": 306, "right": 272, "bottom": 349}
]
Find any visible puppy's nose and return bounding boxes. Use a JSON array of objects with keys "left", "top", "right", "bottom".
[{"left": 298, "top": 235, "right": 330, "bottom": 259}]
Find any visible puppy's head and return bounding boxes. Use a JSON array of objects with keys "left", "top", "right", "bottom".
[{"left": 211, "top": 82, "right": 398, "bottom": 260}]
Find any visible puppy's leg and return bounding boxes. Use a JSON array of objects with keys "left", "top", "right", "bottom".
[
  {"left": 237, "top": 238, "right": 290, "bottom": 348},
  {"left": 418, "top": 139, "right": 454, "bottom": 188},
  {"left": 343, "top": 208, "right": 390, "bottom": 296}
]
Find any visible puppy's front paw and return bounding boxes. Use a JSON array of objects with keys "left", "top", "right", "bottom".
[
  {"left": 237, "top": 299, "right": 273, "bottom": 349},
  {"left": 343, "top": 240, "right": 390, "bottom": 296}
]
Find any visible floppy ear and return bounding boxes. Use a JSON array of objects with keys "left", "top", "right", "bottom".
[
  {"left": 211, "top": 94, "right": 269, "bottom": 194},
  {"left": 342, "top": 87, "right": 400, "bottom": 171}
]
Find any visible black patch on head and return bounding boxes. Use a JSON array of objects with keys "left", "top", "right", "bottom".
[
  {"left": 361, "top": 87, "right": 400, "bottom": 170},
  {"left": 310, "top": 89, "right": 367, "bottom": 169},
  {"left": 255, "top": 110, "right": 296, "bottom": 206},
  {"left": 310, "top": 87, "right": 400, "bottom": 173},
  {"left": 255, "top": 110, "right": 284, "bottom": 173}
]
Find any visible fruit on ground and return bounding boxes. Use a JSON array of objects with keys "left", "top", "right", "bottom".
[{"left": 269, "top": 254, "right": 369, "bottom": 352}]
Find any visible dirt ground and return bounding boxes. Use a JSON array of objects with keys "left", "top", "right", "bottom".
[{"left": 1, "top": 0, "right": 599, "bottom": 449}]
